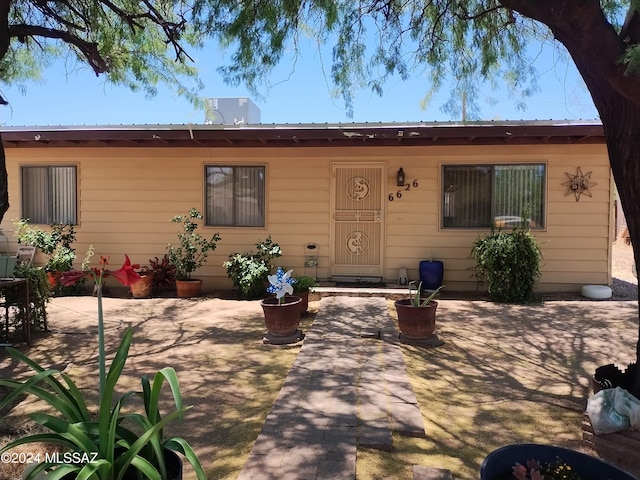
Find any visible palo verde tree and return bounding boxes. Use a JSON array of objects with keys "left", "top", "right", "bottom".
[
  {"left": 0, "top": 0, "right": 203, "bottom": 221},
  {"left": 192, "top": 0, "right": 640, "bottom": 395}
]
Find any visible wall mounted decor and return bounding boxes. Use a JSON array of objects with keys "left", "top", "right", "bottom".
[{"left": 562, "top": 166, "right": 597, "bottom": 201}]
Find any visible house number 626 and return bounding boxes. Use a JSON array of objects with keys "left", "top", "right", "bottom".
[{"left": 388, "top": 179, "right": 419, "bottom": 201}]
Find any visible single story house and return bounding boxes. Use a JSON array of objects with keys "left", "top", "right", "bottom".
[{"left": 0, "top": 120, "right": 612, "bottom": 293}]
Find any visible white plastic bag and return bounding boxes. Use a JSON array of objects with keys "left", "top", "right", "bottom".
[{"left": 587, "top": 386, "right": 640, "bottom": 434}]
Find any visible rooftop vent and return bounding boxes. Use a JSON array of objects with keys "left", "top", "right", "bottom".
[{"left": 204, "top": 97, "right": 261, "bottom": 125}]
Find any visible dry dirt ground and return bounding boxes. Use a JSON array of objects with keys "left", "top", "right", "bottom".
[{"left": 0, "top": 241, "right": 638, "bottom": 479}]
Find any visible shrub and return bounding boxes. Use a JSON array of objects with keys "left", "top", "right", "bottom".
[
  {"left": 14, "top": 220, "right": 79, "bottom": 295},
  {"left": 471, "top": 226, "right": 542, "bottom": 303},
  {"left": 223, "top": 236, "right": 282, "bottom": 298},
  {"left": 5, "top": 263, "right": 51, "bottom": 332},
  {"left": 167, "top": 209, "right": 221, "bottom": 280}
]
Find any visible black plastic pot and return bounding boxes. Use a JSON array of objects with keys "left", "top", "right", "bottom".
[
  {"left": 480, "top": 444, "right": 638, "bottom": 480},
  {"left": 593, "top": 363, "right": 637, "bottom": 393}
]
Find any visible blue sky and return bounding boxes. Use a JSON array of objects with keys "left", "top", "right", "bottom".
[{"left": 0, "top": 40, "right": 599, "bottom": 126}]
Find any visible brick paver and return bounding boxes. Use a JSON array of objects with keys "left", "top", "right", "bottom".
[{"left": 237, "top": 296, "right": 426, "bottom": 480}]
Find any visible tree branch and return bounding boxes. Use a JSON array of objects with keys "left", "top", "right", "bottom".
[
  {"left": 8, "top": 24, "right": 108, "bottom": 74},
  {"left": 501, "top": 0, "right": 640, "bottom": 108}
]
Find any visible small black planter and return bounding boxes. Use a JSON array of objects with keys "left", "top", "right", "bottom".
[
  {"left": 593, "top": 363, "right": 638, "bottom": 393},
  {"left": 163, "top": 449, "right": 183, "bottom": 480},
  {"left": 480, "top": 444, "right": 638, "bottom": 480}
]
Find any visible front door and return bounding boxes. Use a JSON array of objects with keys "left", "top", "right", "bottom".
[{"left": 331, "top": 164, "right": 384, "bottom": 279}]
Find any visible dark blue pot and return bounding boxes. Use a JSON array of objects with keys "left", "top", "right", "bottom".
[
  {"left": 480, "top": 444, "right": 637, "bottom": 480},
  {"left": 418, "top": 260, "right": 444, "bottom": 291}
]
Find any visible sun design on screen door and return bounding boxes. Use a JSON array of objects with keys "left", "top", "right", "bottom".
[{"left": 562, "top": 167, "right": 597, "bottom": 201}]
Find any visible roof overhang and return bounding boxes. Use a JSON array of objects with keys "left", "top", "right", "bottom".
[{"left": 0, "top": 120, "right": 605, "bottom": 148}]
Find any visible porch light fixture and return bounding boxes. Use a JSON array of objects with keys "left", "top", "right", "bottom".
[{"left": 396, "top": 167, "right": 405, "bottom": 186}]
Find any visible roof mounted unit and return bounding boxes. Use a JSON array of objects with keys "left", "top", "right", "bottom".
[{"left": 204, "top": 97, "right": 261, "bottom": 125}]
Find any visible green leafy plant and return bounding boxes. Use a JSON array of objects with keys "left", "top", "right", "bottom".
[
  {"left": 5, "top": 263, "right": 51, "bottom": 332},
  {"left": 167, "top": 209, "right": 221, "bottom": 281},
  {"left": 471, "top": 225, "right": 542, "bottom": 303},
  {"left": 0, "top": 254, "right": 205, "bottom": 479},
  {"left": 223, "top": 236, "right": 282, "bottom": 298},
  {"left": 292, "top": 275, "right": 318, "bottom": 294},
  {"left": 408, "top": 282, "right": 444, "bottom": 307},
  {"left": 14, "top": 220, "right": 79, "bottom": 295}
]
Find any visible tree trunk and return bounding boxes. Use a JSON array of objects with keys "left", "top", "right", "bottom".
[
  {"left": 527, "top": 8, "right": 640, "bottom": 397},
  {"left": 564, "top": 63, "right": 640, "bottom": 398},
  {"left": 0, "top": 135, "right": 9, "bottom": 224},
  {"left": 598, "top": 112, "right": 640, "bottom": 399}
]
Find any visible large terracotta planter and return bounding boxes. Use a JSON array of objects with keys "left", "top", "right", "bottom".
[
  {"left": 296, "top": 291, "right": 310, "bottom": 314},
  {"left": 261, "top": 295, "right": 302, "bottom": 336},
  {"left": 175, "top": 279, "right": 202, "bottom": 298},
  {"left": 480, "top": 443, "right": 637, "bottom": 480},
  {"left": 130, "top": 274, "right": 154, "bottom": 298},
  {"left": 394, "top": 299, "right": 438, "bottom": 339}
]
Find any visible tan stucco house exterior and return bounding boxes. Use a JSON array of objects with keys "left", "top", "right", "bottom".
[{"left": 0, "top": 120, "right": 612, "bottom": 293}]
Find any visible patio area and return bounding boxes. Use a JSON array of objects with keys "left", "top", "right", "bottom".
[{"left": 1, "top": 284, "right": 638, "bottom": 479}]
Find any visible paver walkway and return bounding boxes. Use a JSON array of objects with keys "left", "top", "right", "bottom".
[{"left": 237, "top": 296, "right": 428, "bottom": 480}]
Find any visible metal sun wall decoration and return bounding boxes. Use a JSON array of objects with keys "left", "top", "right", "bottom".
[{"left": 562, "top": 166, "right": 597, "bottom": 201}]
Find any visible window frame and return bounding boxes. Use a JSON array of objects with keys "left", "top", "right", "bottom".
[
  {"left": 20, "top": 164, "right": 78, "bottom": 225},
  {"left": 204, "top": 164, "right": 266, "bottom": 228},
  {"left": 440, "top": 162, "right": 547, "bottom": 230}
]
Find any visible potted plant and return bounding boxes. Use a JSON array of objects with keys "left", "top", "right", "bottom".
[
  {"left": 130, "top": 264, "right": 156, "bottom": 298},
  {"left": 0, "top": 253, "right": 206, "bottom": 480},
  {"left": 149, "top": 254, "right": 177, "bottom": 294},
  {"left": 167, "top": 208, "right": 221, "bottom": 298},
  {"left": 130, "top": 256, "right": 177, "bottom": 299},
  {"left": 223, "top": 236, "right": 282, "bottom": 299},
  {"left": 14, "top": 220, "right": 80, "bottom": 296},
  {"left": 292, "top": 275, "right": 318, "bottom": 314},
  {"left": 394, "top": 281, "right": 443, "bottom": 340},
  {"left": 261, "top": 267, "right": 302, "bottom": 343},
  {"left": 481, "top": 443, "right": 637, "bottom": 480}
]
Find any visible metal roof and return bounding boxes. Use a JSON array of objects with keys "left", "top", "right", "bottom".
[{"left": 0, "top": 120, "right": 605, "bottom": 148}]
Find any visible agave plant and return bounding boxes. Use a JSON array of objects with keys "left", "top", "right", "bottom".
[
  {"left": 0, "top": 329, "right": 204, "bottom": 480},
  {"left": 0, "top": 253, "right": 205, "bottom": 480},
  {"left": 409, "top": 281, "right": 444, "bottom": 307}
]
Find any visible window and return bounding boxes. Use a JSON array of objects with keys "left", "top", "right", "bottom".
[
  {"left": 442, "top": 163, "right": 545, "bottom": 228},
  {"left": 205, "top": 166, "right": 265, "bottom": 227},
  {"left": 21, "top": 166, "right": 77, "bottom": 224}
]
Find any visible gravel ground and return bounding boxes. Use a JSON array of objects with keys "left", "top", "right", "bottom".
[
  {"left": 0, "top": 240, "right": 638, "bottom": 479},
  {"left": 611, "top": 240, "right": 638, "bottom": 300}
]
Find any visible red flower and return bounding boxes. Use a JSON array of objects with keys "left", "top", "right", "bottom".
[
  {"left": 61, "top": 255, "right": 141, "bottom": 287},
  {"left": 109, "top": 255, "right": 141, "bottom": 286}
]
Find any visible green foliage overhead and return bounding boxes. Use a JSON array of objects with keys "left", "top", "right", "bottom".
[
  {"left": 1, "top": 1, "right": 203, "bottom": 106},
  {"left": 193, "top": 0, "right": 551, "bottom": 118}
]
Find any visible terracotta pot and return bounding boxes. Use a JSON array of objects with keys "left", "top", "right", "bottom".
[
  {"left": 394, "top": 299, "right": 438, "bottom": 339},
  {"left": 296, "top": 291, "right": 310, "bottom": 314},
  {"left": 261, "top": 295, "right": 302, "bottom": 336},
  {"left": 175, "top": 279, "right": 202, "bottom": 298},
  {"left": 130, "top": 274, "right": 154, "bottom": 298}
]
